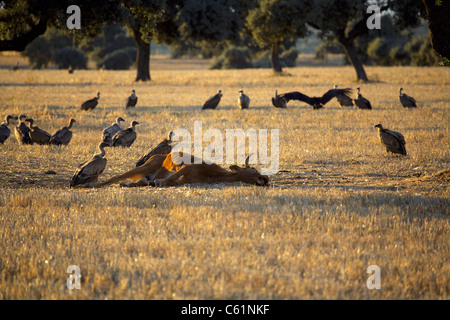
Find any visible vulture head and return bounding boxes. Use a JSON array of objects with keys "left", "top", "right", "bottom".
[{"left": 167, "top": 131, "right": 175, "bottom": 142}]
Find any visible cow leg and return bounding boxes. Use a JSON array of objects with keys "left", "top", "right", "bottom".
[
  {"left": 119, "top": 177, "right": 151, "bottom": 188},
  {"left": 95, "top": 155, "right": 166, "bottom": 188},
  {"left": 154, "top": 165, "right": 197, "bottom": 187}
]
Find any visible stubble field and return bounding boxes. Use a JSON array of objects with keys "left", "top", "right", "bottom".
[{"left": 0, "top": 58, "right": 449, "bottom": 300}]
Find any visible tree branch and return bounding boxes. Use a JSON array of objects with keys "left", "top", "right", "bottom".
[{"left": 0, "top": 18, "right": 48, "bottom": 52}]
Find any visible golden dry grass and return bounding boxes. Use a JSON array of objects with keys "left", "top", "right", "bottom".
[{"left": 0, "top": 59, "right": 449, "bottom": 300}]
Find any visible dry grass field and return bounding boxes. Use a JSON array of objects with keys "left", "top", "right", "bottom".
[{"left": 0, "top": 57, "right": 449, "bottom": 300}]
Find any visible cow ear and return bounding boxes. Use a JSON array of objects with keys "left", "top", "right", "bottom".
[{"left": 229, "top": 165, "right": 241, "bottom": 172}]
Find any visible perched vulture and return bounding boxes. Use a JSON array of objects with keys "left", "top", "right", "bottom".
[
  {"left": 274, "top": 88, "right": 353, "bottom": 109},
  {"left": 238, "top": 90, "right": 250, "bottom": 109},
  {"left": 50, "top": 118, "right": 76, "bottom": 146},
  {"left": 68, "top": 65, "right": 73, "bottom": 74},
  {"left": 202, "top": 90, "right": 222, "bottom": 110},
  {"left": 374, "top": 124, "right": 407, "bottom": 156},
  {"left": 25, "top": 118, "right": 51, "bottom": 145},
  {"left": 354, "top": 87, "right": 372, "bottom": 109},
  {"left": 70, "top": 142, "right": 109, "bottom": 188},
  {"left": 135, "top": 131, "right": 175, "bottom": 167},
  {"left": 15, "top": 114, "right": 33, "bottom": 145},
  {"left": 0, "top": 115, "right": 16, "bottom": 144},
  {"left": 399, "top": 88, "right": 417, "bottom": 108},
  {"left": 126, "top": 89, "right": 138, "bottom": 109},
  {"left": 334, "top": 85, "right": 354, "bottom": 107},
  {"left": 81, "top": 92, "right": 100, "bottom": 111},
  {"left": 112, "top": 120, "right": 139, "bottom": 148},
  {"left": 102, "top": 117, "right": 125, "bottom": 146},
  {"left": 272, "top": 90, "right": 286, "bottom": 108}
]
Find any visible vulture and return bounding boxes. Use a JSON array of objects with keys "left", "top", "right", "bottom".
[
  {"left": 399, "top": 88, "right": 417, "bottom": 108},
  {"left": 112, "top": 120, "right": 139, "bottom": 148},
  {"left": 354, "top": 87, "right": 372, "bottom": 109},
  {"left": 70, "top": 142, "right": 109, "bottom": 188},
  {"left": 126, "top": 89, "right": 138, "bottom": 109},
  {"left": 374, "top": 124, "right": 407, "bottom": 156},
  {"left": 10, "top": 62, "right": 20, "bottom": 71},
  {"left": 68, "top": 65, "right": 73, "bottom": 74},
  {"left": 14, "top": 114, "right": 33, "bottom": 145},
  {"left": 238, "top": 90, "right": 250, "bottom": 109},
  {"left": 25, "top": 118, "right": 51, "bottom": 145},
  {"left": 0, "top": 115, "right": 16, "bottom": 144},
  {"left": 202, "top": 90, "right": 222, "bottom": 110},
  {"left": 334, "top": 85, "right": 354, "bottom": 107},
  {"left": 274, "top": 88, "right": 353, "bottom": 110},
  {"left": 135, "top": 131, "right": 175, "bottom": 167},
  {"left": 272, "top": 90, "right": 286, "bottom": 108},
  {"left": 50, "top": 118, "right": 76, "bottom": 146},
  {"left": 102, "top": 116, "right": 125, "bottom": 146},
  {"left": 81, "top": 92, "right": 100, "bottom": 111}
]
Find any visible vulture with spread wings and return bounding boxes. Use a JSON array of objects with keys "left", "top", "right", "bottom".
[{"left": 273, "top": 88, "right": 353, "bottom": 109}]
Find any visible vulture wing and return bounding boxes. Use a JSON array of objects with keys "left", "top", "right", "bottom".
[
  {"left": 30, "top": 127, "right": 51, "bottom": 145},
  {"left": 238, "top": 95, "right": 250, "bottom": 109},
  {"left": 136, "top": 140, "right": 172, "bottom": 167},
  {"left": 126, "top": 96, "right": 137, "bottom": 108},
  {"left": 81, "top": 98, "right": 98, "bottom": 110},
  {"left": 355, "top": 96, "right": 372, "bottom": 109},
  {"left": 102, "top": 124, "right": 119, "bottom": 137},
  {"left": 379, "top": 131, "right": 407, "bottom": 155},
  {"left": 112, "top": 129, "right": 136, "bottom": 147},
  {"left": 50, "top": 128, "right": 72, "bottom": 146},
  {"left": 202, "top": 94, "right": 221, "bottom": 109},
  {"left": 277, "top": 91, "right": 313, "bottom": 105},
  {"left": 384, "top": 129, "right": 406, "bottom": 145},
  {"left": 400, "top": 94, "right": 416, "bottom": 108},
  {"left": 320, "top": 88, "right": 352, "bottom": 105},
  {"left": 70, "top": 157, "right": 107, "bottom": 187},
  {"left": 272, "top": 96, "right": 286, "bottom": 108},
  {"left": 0, "top": 126, "right": 11, "bottom": 144}
]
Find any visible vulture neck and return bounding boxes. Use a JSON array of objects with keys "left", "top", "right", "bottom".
[
  {"left": 2, "top": 117, "right": 10, "bottom": 127},
  {"left": 95, "top": 145, "right": 106, "bottom": 158}
]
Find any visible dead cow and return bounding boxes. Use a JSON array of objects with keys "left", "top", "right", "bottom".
[{"left": 93, "top": 152, "right": 269, "bottom": 188}]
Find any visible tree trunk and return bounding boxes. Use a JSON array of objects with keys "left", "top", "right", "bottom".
[
  {"left": 131, "top": 23, "right": 151, "bottom": 81},
  {"left": 422, "top": 0, "right": 450, "bottom": 60},
  {"left": 135, "top": 39, "right": 151, "bottom": 81},
  {"left": 341, "top": 41, "right": 368, "bottom": 82},
  {"left": 270, "top": 44, "right": 282, "bottom": 73}
]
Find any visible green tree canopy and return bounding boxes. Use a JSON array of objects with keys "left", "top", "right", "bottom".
[{"left": 246, "top": 0, "right": 309, "bottom": 73}]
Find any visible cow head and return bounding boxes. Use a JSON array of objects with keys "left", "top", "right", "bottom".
[{"left": 229, "top": 156, "right": 269, "bottom": 187}]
